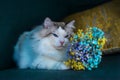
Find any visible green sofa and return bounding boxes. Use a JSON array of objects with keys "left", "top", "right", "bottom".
[{"left": 0, "top": 0, "right": 120, "bottom": 80}]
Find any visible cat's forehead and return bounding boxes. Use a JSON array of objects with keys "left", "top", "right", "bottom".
[{"left": 56, "top": 27, "right": 67, "bottom": 35}]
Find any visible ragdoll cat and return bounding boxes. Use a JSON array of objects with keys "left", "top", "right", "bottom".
[{"left": 13, "top": 17, "right": 75, "bottom": 70}]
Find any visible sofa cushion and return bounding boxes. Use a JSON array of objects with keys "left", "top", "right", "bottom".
[
  {"left": 63, "top": 0, "right": 120, "bottom": 51},
  {"left": 0, "top": 54, "right": 120, "bottom": 80}
]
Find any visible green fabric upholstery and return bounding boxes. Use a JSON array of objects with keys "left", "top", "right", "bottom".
[
  {"left": 0, "top": 55, "right": 120, "bottom": 80},
  {"left": 0, "top": 0, "right": 120, "bottom": 80}
]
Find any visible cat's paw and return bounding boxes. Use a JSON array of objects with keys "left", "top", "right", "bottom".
[
  {"left": 57, "top": 62, "right": 70, "bottom": 70},
  {"left": 30, "top": 62, "right": 38, "bottom": 69},
  {"left": 30, "top": 60, "right": 45, "bottom": 69}
]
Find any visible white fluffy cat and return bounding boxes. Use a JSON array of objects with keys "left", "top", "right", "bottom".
[{"left": 13, "top": 17, "right": 75, "bottom": 70}]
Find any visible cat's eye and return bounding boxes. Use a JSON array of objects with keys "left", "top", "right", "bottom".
[
  {"left": 65, "top": 35, "right": 69, "bottom": 38},
  {"left": 52, "top": 33, "right": 58, "bottom": 37}
]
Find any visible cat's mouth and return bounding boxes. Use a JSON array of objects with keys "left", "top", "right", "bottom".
[{"left": 54, "top": 45, "right": 65, "bottom": 50}]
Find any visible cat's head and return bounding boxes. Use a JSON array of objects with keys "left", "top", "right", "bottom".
[{"left": 41, "top": 17, "right": 75, "bottom": 49}]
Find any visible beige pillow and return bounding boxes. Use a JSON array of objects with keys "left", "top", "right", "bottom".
[{"left": 63, "top": 1, "right": 120, "bottom": 53}]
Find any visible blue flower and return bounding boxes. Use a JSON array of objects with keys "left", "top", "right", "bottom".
[{"left": 66, "top": 27, "right": 106, "bottom": 70}]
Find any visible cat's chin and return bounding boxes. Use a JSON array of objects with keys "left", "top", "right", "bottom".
[{"left": 54, "top": 46, "right": 65, "bottom": 50}]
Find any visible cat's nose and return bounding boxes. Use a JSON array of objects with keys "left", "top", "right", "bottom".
[{"left": 60, "top": 41, "right": 64, "bottom": 45}]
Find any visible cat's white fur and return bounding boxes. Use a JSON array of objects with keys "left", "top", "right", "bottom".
[{"left": 13, "top": 17, "right": 75, "bottom": 70}]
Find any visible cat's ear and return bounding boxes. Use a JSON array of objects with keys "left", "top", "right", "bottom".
[
  {"left": 66, "top": 20, "right": 75, "bottom": 29},
  {"left": 43, "top": 17, "right": 53, "bottom": 29},
  {"left": 65, "top": 20, "right": 75, "bottom": 35}
]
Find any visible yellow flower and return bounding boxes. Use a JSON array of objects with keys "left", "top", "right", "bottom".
[
  {"left": 77, "top": 62, "right": 85, "bottom": 70},
  {"left": 70, "top": 37, "right": 73, "bottom": 41},
  {"left": 98, "top": 37, "right": 107, "bottom": 49},
  {"left": 64, "top": 59, "right": 72, "bottom": 66},
  {"left": 65, "top": 59, "right": 85, "bottom": 70},
  {"left": 77, "top": 29, "right": 83, "bottom": 38},
  {"left": 88, "top": 32, "right": 93, "bottom": 39},
  {"left": 70, "top": 52, "right": 75, "bottom": 56}
]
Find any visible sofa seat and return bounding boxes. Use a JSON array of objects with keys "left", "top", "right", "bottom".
[{"left": 0, "top": 54, "right": 120, "bottom": 80}]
